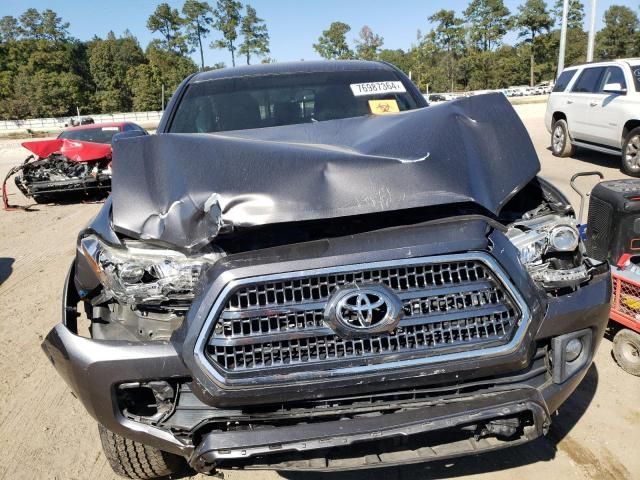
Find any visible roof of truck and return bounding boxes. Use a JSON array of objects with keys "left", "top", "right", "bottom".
[{"left": 190, "top": 60, "right": 396, "bottom": 83}]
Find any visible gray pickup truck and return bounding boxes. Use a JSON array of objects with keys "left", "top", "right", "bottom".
[{"left": 42, "top": 60, "right": 610, "bottom": 479}]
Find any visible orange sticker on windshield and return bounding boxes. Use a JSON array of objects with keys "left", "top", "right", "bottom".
[{"left": 368, "top": 99, "right": 400, "bottom": 115}]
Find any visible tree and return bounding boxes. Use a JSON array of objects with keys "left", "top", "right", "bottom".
[
  {"left": 516, "top": 0, "right": 553, "bottom": 86},
  {"left": 19, "top": 8, "right": 43, "bottom": 40},
  {"left": 379, "top": 49, "right": 412, "bottom": 75},
  {"left": 552, "top": 0, "right": 585, "bottom": 29},
  {"left": 0, "top": 16, "right": 19, "bottom": 42},
  {"left": 313, "top": 21, "right": 353, "bottom": 59},
  {"left": 40, "top": 9, "right": 70, "bottom": 41},
  {"left": 182, "top": 0, "right": 213, "bottom": 70},
  {"left": 146, "top": 3, "right": 188, "bottom": 55},
  {"left": 596, "top": 5, "right": 639, "bottom": 60},
  {"left": 89, "top": 32, "right": 145, "bottom": 112},
  {"left": 427, "top": 10, "right": 465, "bottom": 91},
  {"left": 464, "top": 0, "right": 511, "bottom": 52},
  {"left": 127, "top": 41, "right": 197, "bottom": 111},
  {"left": 0, "top": 8, "right": 89, "bottom": 119},
  {"left": 211, "top": 0, "right": 243, "bottom": 67},
  {"left": 354, "top": 25, "right": 383, "bottom": 60},
  {"left": 238, "top": 4, "right": 270, "bottom": 64}
]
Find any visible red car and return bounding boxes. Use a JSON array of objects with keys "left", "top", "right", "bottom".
[
  {"left": 3, "top": 122, "right": 147, "bottom": 209},
  {"left": 57, "top": 121, "right": 147, "bottom": 144}
]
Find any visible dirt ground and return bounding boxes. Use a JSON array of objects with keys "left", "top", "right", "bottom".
[{"left": 0, "top": 103, "right": 639, "bottom": 480}]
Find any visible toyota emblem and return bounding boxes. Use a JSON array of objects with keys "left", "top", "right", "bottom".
[{"left": 324, "top": 284, "right": 402, "bottom": 338}]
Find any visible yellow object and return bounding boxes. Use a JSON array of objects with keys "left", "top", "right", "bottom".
[
  {"left": 621, "top": 295, "right": 640, "bottom": 310},
  {"left": 368, "top": 99, "right": 400, "bottom": 115}
]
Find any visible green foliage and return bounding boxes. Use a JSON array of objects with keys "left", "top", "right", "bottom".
[
  {"left": 210, "top": 0, "right": 243, "bottom": 66},
  {"left": 552, "top": 0, "right": 585, "bottom": 29},
  {"left": 463, "top": 0, "right": 512, "bottom": 51},
  {"left": 182, "top": 0, "right": 213, "bottom": 70},
  {"left": 354, "top": 26, "right": 383, "bottom": 60},
  {"left": 596, "top": 5, "right": 639, "bottom": 60},
  {"left": 127, "top": 40, "right": 197, "bottom": 111},
  {"left": 238, "top": 5, "right": 270, "bottom": 65},
  {"left": 427, "top": 10, "right": 465, "bottom": 91},
  {"left": 0, "top": 16, "right": 19, "bottom": 42},
  {"left": 0, "top": 8, "right": 88, "bottom": 119},
  {"left": 516, "top": 0, "right": 553, "bottom": 85},
  {"left": 313, "top": 21, "right": 354, "bottom": 60},
  {"left": 2, "top": 1, "right": 640, "bottom": 122},
  {"left": 88, "top": 32, "right": 145, "bottom": 112},
  {"left": 146, "top": 3, "right": 188, "bottom": 55}
]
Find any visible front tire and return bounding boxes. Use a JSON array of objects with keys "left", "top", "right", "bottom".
[
  {"left": 98, "top": 424, "right": 186, "bottom": 479},
  {"left": 613, "top": 328, "right": 640, "bottom": 376},
  {"left": 622, "top": 127, "right": 640, "bottom": 177},
  {"left": 551, "top": 119, "right": 575, "bottom": 157}
]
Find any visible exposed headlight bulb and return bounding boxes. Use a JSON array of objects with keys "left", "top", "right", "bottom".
[{"left": 549, "top": 225, "right": 579, "bottom": 252}]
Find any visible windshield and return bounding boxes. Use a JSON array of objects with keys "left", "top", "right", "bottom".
[
  {"left": 169, "top": 70, "right": 422, "bottom": 133},
  {"left": 58, "top": 126, "right": 121, "bottom": 144}
]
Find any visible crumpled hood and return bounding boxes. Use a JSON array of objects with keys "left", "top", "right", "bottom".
[
  {"left": 111, "top": 93, "right": 540, "bottom": 251},
  {"left": 22, "top": 139, "right": 112, "bottom": 162}
]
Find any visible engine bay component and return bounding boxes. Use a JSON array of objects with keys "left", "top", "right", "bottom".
[
  {"left": 2, "top": 138, "right": 113, "bottom": 210},
  {"left": 506, "top": 214, "right": 589, "bottom": 290}
]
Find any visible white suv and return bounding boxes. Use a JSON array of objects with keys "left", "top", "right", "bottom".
[{"left": 545, "top": 59, "right": 640, "bottom": 176}]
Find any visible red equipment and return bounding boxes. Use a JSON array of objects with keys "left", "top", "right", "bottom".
[{"left": 573, "top": 172, "right": 640, "bottom": 376}]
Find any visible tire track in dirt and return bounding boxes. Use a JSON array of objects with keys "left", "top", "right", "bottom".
[{"left": 558, "top": 436, "right": 631, "bottom": 480}]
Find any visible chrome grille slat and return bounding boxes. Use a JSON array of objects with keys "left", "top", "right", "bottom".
[
  {"left": 209, "top": 304, "right": 510, "bottom": 346},
  {"left": 201, "top": 255, "right": 525, "bottom": 380}
]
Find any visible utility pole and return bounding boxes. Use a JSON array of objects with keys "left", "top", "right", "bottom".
[
  {"left": 587, "top": 0, "right": 597, "bottom": 62},
  {"left": 161, "top": 84, "right": 165, "bottom": 112},
  {"left": 557, "top": 0, "right": 569, "bottom": 77}
]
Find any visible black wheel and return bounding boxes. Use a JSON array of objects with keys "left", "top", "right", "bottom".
[
  {"left": 613, "top": 328, "right": 640, "bottom": 376},
  {"left": 551, "top": 119, "right": 575, "bottom": 157},
  {"left": 98, "top": 424, "right": 186, "bottom": 479},
  {"left": 622, "top": 127, "right": 640, "bottom": 177}
]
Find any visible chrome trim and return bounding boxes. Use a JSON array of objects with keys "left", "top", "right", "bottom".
[
  {"left": 208, "top": 304, "right": 510, "bottom": 346},
  {"left": 193, "top": 252, "right": 531, "bottom": 388},
  {"left": 218, "top": 280, "right": 495, "bottom": 320}
]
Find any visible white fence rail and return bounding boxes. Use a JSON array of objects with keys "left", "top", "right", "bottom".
[{"left": 0, "top": 111, "right": 164, "bottom": 132}]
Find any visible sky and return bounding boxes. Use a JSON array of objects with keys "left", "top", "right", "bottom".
[{"left": 1, "top": 0, "right": 638, "bottom": 67}]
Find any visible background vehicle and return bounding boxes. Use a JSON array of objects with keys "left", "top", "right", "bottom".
[
  {"left": 427, "top": 93, "right": 448, "bottom": 103},
  {"left": 58, "top": 122, "right": 147, "bottom": 144},
  {"left": 546, "top": 59, "right": 640, "bottom": 176},
  {"left": 2, "top": 122, "right": 147, "bottom": 208},
  {"left": 42, "top": 61, "right": 610, "bottom": 479}
]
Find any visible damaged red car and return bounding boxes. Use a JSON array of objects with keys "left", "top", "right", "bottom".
[{"left": 2, "top": 122, "right": 147, "bottom": 209}]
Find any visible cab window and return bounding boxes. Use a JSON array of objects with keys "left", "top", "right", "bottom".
[
  {"left": 571, "top": 67, "right": 606, "bottom": 93},
  {"left": 169, "top": 70, "right": 423, "bottom": 134},
  {"left": 597, "top": 66, "right": 626, "bottom": 92},
  {"left": 553, "top": 70, "right": 577, "bottom": 92}
]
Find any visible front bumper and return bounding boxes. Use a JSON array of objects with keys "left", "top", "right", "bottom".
[
  {"left": 192, "top": 388, "right": 550, "bottom": 472},
  {"left": 42, "top": 258, "right": 610, "bottom": 469}
]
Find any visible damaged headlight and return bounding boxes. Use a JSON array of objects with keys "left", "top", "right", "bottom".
[
  {"left": 507, "top": 215, "right": 589, "bottom": 289},
  {"left": 79, "top": 235, "right": 222, "bottom": 305}
]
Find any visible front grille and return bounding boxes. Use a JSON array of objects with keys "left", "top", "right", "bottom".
[{"left": 202, "top": 254, "right": 524, "bottom": 380}]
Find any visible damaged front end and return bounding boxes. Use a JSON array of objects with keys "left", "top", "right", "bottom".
[
  {"left": 3, "top": 138, "right": 112, "bottom": 210},
  {"left": 42, "top": 91, "right": 611, "bottom": 475}
]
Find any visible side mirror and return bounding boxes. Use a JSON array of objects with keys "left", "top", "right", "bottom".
[
  {"left": 112, "top": 130, "right": 147, "bottom": 145},
  {"left": 603, "top": 82, "right": 627, "bottom": 94}
]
